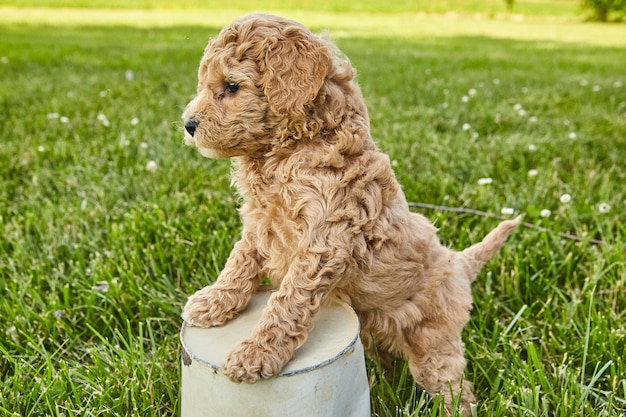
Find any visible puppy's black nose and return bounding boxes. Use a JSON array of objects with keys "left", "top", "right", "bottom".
[{"left": 184, "top": 120, "right": 199, "bottom": 136}]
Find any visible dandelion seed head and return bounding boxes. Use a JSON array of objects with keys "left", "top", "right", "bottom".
[
  {"left": 59, "top": 116, "right": 69, "bottom": 124},
  {"left": 493, "top": 78, "right": 501, "bottom": 85},
  {"left": 568, "top": 132, "right": 577, "bottom": 140},
  {"left": 527, "top": 169, "right": 538, "bottom": 177},
  {"left": 518, "top": 109, "right": 527, "bottom": 117},
  {"left": 125, "top": 69, "right": 135, "bottom": 81},
  {"left": 513, "top": 103, "right": 523, "bottom": 111},
  {"left": 529, "top": 116, "right": 538, "bottom": 123},
  {"left": 614, "top": 81, "right": 623, "bottom": 88},
  {"left": 468, "top": 88, "right": 477, "bottom": 97},
  {"left": 140, "top": 141, "right": 149, "bottom": 149},
  {"left": 462, "top": 123, "right": 471, "bottom": 131},
  {"left": 540, "top": 209, "right": 551, "bottom": 218},
  {"left": 461, "top": 95, "right": 470, "bottom": 103},
  {"left": 0, "top": 57, "right": 8, "bottom": 64},
  {"left": 580, "top": 79, "right": 588, "bottom": 86},
  {"left": 99, "top": 90, "right": 108, "bottom": 98},
  {"left": 37, "top": 145, "right": 45, "bottom": 153},
  {"left": 592, "top": 85, "right": 601, "bottom": 92},
  {"left": 528, "top": 144, "right": 537, "bottom": 152},
  {"left": 131, "top": 117, "right": 139, "bottom": 126}
]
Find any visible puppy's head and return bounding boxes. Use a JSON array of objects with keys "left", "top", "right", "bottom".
[{"left": 182, "top": 13, "right": 332, "bottom": 159}]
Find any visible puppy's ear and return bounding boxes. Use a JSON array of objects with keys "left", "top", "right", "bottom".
[{"left": 262, "top": 28, "right": 331, "bottom": 118}]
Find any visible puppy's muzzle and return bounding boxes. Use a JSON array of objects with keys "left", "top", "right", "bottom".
[{"left": 184, "top": 119, "right": 199, "bottom": 137}]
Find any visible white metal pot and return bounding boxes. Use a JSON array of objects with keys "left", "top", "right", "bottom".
[{"left": 180, "top": 291, "right": 370, "bottom": 417}]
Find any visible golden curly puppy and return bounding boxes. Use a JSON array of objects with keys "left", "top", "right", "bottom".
[{"left": 182, "top": 13, "right": 519, "bottom": 415}]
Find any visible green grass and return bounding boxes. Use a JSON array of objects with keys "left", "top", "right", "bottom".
[
  {"left": 1, "top": 4, "right": 625, "bottom": 417},
  {"left": 0, "top": 0, "right": 583, "bottom": 17}
]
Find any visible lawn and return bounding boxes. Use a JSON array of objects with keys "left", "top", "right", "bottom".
[{"left": 0, "top": 2, "right": 625, "bottom": 417}]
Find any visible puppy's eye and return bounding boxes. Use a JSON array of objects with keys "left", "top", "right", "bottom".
[{"left": 225, "top": 82, "right": 240, "bottom": 94}]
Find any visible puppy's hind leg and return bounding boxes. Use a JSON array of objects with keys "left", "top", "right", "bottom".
[
  {"left": 403, "top": 324, "right": 475, "bottom": 417},
  {"left": 182, "top": 235, "right": 262, "bottom": 327}
]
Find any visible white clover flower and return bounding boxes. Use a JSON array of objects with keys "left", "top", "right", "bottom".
[
  {"left": 146, "top": 160, "right": 158, "bottom": 173},
  {"left": 461, "top": 95, "right": 470, "bottom": 103},
  {"left": 59, "top": 116, "right": 69, "bottom": 124},
  {"left": 125, "top": 69, "right": 135, "bottom": 81},
  {"left": 614, "top": 81, "right": 623, "bottom": 88},
  {"left": 598, "top": 202, "right": 611, "bottom": 213},
  {"left": 528, "top": 144, "right": 537, "bottom": 152},
  {"left": 391, "top": 159, "right": 399, "bottom": 167},
  {"left": 501, "top": 207, "right": 515, "bottom": 215},
  {"left": 518, "top": 109, "right": 527, "bottom": 117},
  {"left": 37, "top": 145, "right": 45, "bottom": 153},
  {"left": 540, "top": 209, "right": 551, "bottom": 218},
  {"left": 493, "top": 78, "right": 501, "bottom": 85},
  {"left": 592, "top": 85, "right": 601, "bottom": 92},
  {"left": 140, "top": 141, "right": 149, "bottom": 149},
  {"left": 46, "top": 112, "right": 60, "bottom": 120},
  {"left": 580, "top": 79, "right": 589, "bottom": 86},
  {"left": 468, "top": 88, "right": 477, "bottom": 97},
  {"left": 471, "top": 131, "right": 479, "bottom": 140},
  {"left": 6, "top": 325, "right": 18, "bottom": 343},
  {"left": 80, "top": 199, "right": 88, "bottom": 211},
  {"left": 92, "top": 281, "right": 109, "bottom": 293},
  {"left": 529, "top": 116, "right": 538, "bottom": 123},
  {"left": 560, "top": 193, "right": 572, "bottom": 204},
  {"left": 527, "top": 169, "right": 538, "bottom": 177},
  {"left": 0, "top": 57, "right": 8, "bottom": 64},
  {"left": 462, "top": 123, "right": 471, "bottom": 131},
  {"left": 131, "top": 117, "right": 139, "bottom": 126},
  {"left": 97, "top": 113, "right": 110, "bottom": 127},
  {"left": 477, "top": 177, "right": 493, "bottom": 185},
  {"left": 513, "top": 103, "right": 523, "bottom": 111},
  {"left": 441, "top": 102, "right": 449, "bottom": 109},
  {"left": 568, "top": 132, "right": 577, "bottom": 140},
  {"left": 99, "top": 90, "right": 108, "bottom": 98}
]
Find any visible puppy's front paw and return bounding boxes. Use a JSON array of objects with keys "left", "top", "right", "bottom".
[
  {"left": 222, "top": 339, "right": 285, "bottom": 383},
  {"left": 182, "top": 286, "right": 239, "bottom": 328}
]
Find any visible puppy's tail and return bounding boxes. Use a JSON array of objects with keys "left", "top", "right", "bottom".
[{"left": 461, "top": 216, "right": 521, "bottom": 281}]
